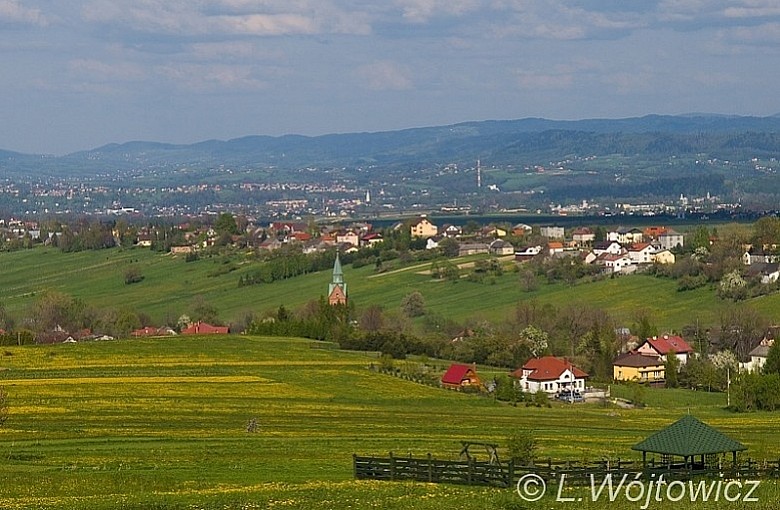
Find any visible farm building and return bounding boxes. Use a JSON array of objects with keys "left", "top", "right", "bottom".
[
  {"left": 181, "top": 322, "right": 229, "bottom": 335},
  {"left": 441, "top": 363, "right": 482, "bottom": 389}
]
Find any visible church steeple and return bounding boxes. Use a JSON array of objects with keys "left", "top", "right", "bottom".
[{"left": 328, "top": 253, "right": 347, "bottom": 305}]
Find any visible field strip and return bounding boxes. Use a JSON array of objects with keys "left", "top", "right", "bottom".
[
  {"left": 10, "top": 360, "right": 369, "bottom": 371},
  {"left": 0, "top": 376, "right": 272, "bottom": 385},
  {"left": 366, "top": 261, "right": 431, "bottom": 278}
]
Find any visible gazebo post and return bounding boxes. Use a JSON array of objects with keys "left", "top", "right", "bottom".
[{"left": 642, "top": 451, "right": 646, "bottom": 468}]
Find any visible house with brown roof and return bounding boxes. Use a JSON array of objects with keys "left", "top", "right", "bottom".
[
  {"left": 181, "top": 322, "right": 229, "bottom": 335},
  {"left": 441, "top": 363, "right": 482, "bottom": 389},
  {"left": 613, "top": 352, "right": 665, "bottom": 383},
  {"left": 572, "top": 227, "right": 595, "bottom": 247},
  {"left": 636, "top": 335, "right": 694, "bottom": 365},
  {"left": 510, "top": 356, "right": 588, "bottom": 394},
  {"left": 410, "top": 217, "right": 438, "bottom": 238}
]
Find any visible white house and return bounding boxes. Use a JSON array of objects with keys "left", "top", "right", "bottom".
[
  {"left": 627, "top": 242, "right": 655, "bottom": 264},
  {"left": 510, "top": 356, "right": 588, "bottom": 394},
  {"left": 658, "top": 229, "right": 684, "bottom": 251},
  {"left": 741, "top": 339, "right": 773, "bottom": 372},
  {"left": 540, "top": 226, "right": 565, "bottom": 239},
  {"left": 599, "top": 253, "right": 634, "bottom": 273},
  {"left": 515, "top": 245, "right": 542, "bottom": 261},
  {"left": 609, "top": 227, "right": 643, "bottom": 244},
  {"left": 592, "top": 241, "right": 624, "bottom": 256}
]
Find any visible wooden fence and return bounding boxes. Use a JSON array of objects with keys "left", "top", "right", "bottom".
[{"left": 353, "top": 454, "right": 780, "bottom": 488}]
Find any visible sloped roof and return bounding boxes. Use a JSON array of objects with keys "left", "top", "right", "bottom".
[
  {"left": 632, "top": 415, "right": 746, "bottom": 457},
  {"left": 645, "top": 335, "right": 694, "bottom": 355},
  {"left": 512, "top": 356, "right": 588, "bottom": 381},
  {"left": 613, "top": 352, "right": 664, "bottom": 368},
  {"left": 441, "top": 364, "right": 476, "bottom": 385}
]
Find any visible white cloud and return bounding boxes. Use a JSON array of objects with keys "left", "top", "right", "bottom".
[
  {"left": 0, "top": 0, "right": 47, "bottom": 26},
  {"left": 68, "top": 59, "right": 147, "bottom": 81},
  {"left": 156, "top": 63, "right": 267, "bottom": 92},
  {"left": 395, "top": 0, "right": 479, "bottom": 23},
  {"left": 355, "top": 60, "right": 413, "bottom": 91},
  {"left": 81, "top": 0, "right": 372, "bottom": 36}
]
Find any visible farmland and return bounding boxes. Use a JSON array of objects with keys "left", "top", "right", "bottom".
[
  {"left": 0, "top": 245, "right": 776, "bottom": 332},
  {"left": 0, "top": 335, "right": 778, "bottom": 509}
]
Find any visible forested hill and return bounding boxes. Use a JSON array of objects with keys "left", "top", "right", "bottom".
[{"left": 3, "top": 114, "right": 780, "bottom": 177}]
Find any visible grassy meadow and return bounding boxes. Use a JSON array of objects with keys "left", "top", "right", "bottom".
[
  {"left": 0, "top": 335, "right": 778, "bottom": 509},
  {"left": 0, "top": 245, "right": 775, "bottom": 331}
]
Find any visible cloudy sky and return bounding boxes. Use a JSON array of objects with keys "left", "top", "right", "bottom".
[{"left": 1, "top": 0, "right": 779, "bottom": 154}]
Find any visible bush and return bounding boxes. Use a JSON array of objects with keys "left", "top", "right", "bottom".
[{"left": 507, "top": 430, "right": 537, "bottom": 465}]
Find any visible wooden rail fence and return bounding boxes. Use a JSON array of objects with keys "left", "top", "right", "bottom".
[{"left": 353, "top": 454, "right": 780, "bottom": 488}]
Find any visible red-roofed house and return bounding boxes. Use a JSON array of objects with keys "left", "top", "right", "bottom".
[
  {"left": 441, "top": 363, "right": 482, "bottom": 389},
  {"left": 181, "top": 322, "right": 229, "bottom": 335},
  {"left": 627, "top": 243, "right": 655, "bottom": 264},
  {"left": 636, "top": 335, "right": 694, "bottom": 365},
  {"left": 510, "top": 356, "right": 588, "bottom": 394}
]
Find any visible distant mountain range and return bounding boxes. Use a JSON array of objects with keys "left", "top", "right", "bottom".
[{"left": 2, "top": 114, "right": 780, "bottom": 177}]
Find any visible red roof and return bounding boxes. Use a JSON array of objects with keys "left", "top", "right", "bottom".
[
  {"left": 511, "top": 356, "right": 588, "bottom": 381},
  {"left": 181, "top": 322, "right": 229, "bottom": 335},
  {"left": 441, "top": 364, "right": 476, "bottom": 385},
  {"left": 644, "top": 335, "right": 693, "bottom": 355},
  {"left": 629, "top": 242, "right": 652, "bottom": 251}
]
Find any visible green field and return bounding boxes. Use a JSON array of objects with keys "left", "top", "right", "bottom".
[
  {"left": 0, "top": 336, "right": 778, "bottom": 509},
  {"left": 1, "top": 246, "right": 775, "bottom": 332}
]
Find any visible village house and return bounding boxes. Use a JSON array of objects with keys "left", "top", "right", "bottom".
[
  {"left": 572, "top": 227, "right": 595, "bottom": 247},
  {"left": 442, "top": 224, "right": 462, "bottom": 238},
  {"left": 512, "top": 223, "right": 533, "bottom": 236},
  {"left": 636, "top": 335, "right": 694, "bottom": 365},
  {"left": 510, "top": 356, "right": 588, "bottom": 394},
  {"left": 547, "top": 241, "right": 564, "bottom": 256},
  {"left": 515, "top": 245, "right": 542, "bottom": 261},
  {"left": 335, "top": 230, "right": 360, "bottom": 248},
  {"left": 592, "top": 241, "right": 624, "bottom": 256},
  {"left": 609, "top": 227, "right": 644, "bottom": 245},
  {"left": 658, "top": 229, "right": 684, "bottom": 250},
  {"left": 410, "top": 217, "right": 438, "bottom": 238},
  {"left": 458, "top": 243, "right": 490, "bottom": 256},
  {"left": 360, "top": 232, "right": 384, "bottom": 247},
  {"left": 598, "top": 252, "right": 634, "bottom": 274},
  {"left": 743, "top": 246, "right": 779, "bottom": 266},
  {"left": 613, "top": 352, "right": 666, "bottom": 383},
  {"left": 181, "top": 322, "right": 229, "bottom": 335},
  {"left": 539, "top": 226, "right": 565, "bottom": 239},
  {"left": 489, "top": 239, "right": 515, "bottom": 256},
  {"left": 441, "top": 363, "right": 482, "bottom": 389},
  {"left": 627, "top": 242, "right": 655, "bottom": 264},
  {"left": 652, "top": 249, "right": 676, "bottom": 265},
  {"left": 742, "top": 338, "right": 774, "bottom": 372}
]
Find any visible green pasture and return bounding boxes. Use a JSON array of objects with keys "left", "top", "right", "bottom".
[
  {"left": 2, "top": 246, "right": 776, "bottom": 332},
  {"left": 0, "top": 336, "right": 777, "bottom": 509}
]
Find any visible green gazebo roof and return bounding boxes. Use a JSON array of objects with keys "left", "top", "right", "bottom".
[{"left": 632, "top": 415, "right": 747, "bottom": 458}]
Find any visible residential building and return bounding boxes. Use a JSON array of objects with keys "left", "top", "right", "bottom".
[
  {"left": 658, "top": 229, "right": 684, "bottom": 251},
  {"left": 410, "top": 217, "right": 438, "bottom": 238},
  {"left": 441, "top": 363, "right": 482, "bottom": 389},
  {"left": 613, "top": 352, "right": 665, "bottom": 383},
  {"left": 540, "top": 226, "right": 565, "bottom": 239},
  {"left": 510, "top": 356, "right": 588, "bottom": 394},
  {"left": 636, "top": 335, "right": 694, "bottom": 365}
]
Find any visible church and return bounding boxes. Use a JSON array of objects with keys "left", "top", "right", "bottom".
[{"left": 327, "top": 253, "right": 348, "bottom": 305}]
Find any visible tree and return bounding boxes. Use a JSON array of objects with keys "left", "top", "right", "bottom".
[
  {"left": 359, "top": 305, "right": 385, "bottom": 332},
  {"left": 764, "top": 341, "right": 780, "bottom": 376},
  {"left": 191, "top": 296, "right": 220, "bottom": 325},
  {"left": 518, "top": 325, "right": 548, "bottom": 358},
  {"left": 507, "top": 430, "right": 537, "bottom": 465},
  {"left": 401, "top": 291, "right": 426, "bottom": 318},
  {"left": 214, "top": 213, "right": 239, "bottom": 236},
  {"left": 664, "top": 352, "right": 680, "bottom": 388},
  {"left": 123, "top": 265, "right": 144, "bottom": 285}
]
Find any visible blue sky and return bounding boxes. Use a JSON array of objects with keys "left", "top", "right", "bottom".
[{"left": 1, "top": 0, "right": 779, "bottom": 155}]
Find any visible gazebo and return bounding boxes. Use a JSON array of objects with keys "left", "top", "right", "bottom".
[{"left": 632, "top": 415, "right": 747, "bottom": 469}]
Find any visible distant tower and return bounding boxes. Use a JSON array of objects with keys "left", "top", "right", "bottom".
[
  {"left": 327, "top": 253, "right": 348, "bottom": 305},
  {"left": 365, "top": 189, "right": 371, "bottom": 203},
  {"left": 477, "top": 159, "right": 482, "bottom": 189}
]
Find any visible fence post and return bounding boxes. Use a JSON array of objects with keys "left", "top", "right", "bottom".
[
  {"left": 353, "top": 453, "right": 357, "bottom": 479},
  {"left": 428, "top": 453, "right": 433, "bottom": 483},
  {"left": 468, "top": 457, "right": 474, "bottom": 485},
  {"left": 389, "top": 451, "right": 395, "bottom": 481},
  {"left": 508, "top": 458, "right": 515, "bottom": 487}
]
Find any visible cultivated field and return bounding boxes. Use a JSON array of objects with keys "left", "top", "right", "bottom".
[{"left": 0, "top": 336, "right": 778, "bottom": 509}]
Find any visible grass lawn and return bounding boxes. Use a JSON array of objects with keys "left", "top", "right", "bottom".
[
  {"left": 0, "top": 336, "right": 777, "bottom": 509},
  {"left": 2, "top": 246, "right": 774, "bottom": 334}
]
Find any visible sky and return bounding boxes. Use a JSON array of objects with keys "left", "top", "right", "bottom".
[{"left": 1, "top": 1, "right": 779, "bottom": 155}]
